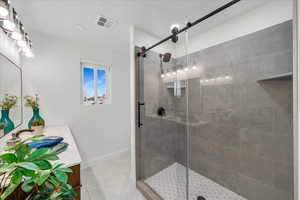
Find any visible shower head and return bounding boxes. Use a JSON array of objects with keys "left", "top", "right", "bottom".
[{"left": 160, "top": 53, "right": 172, "bottom": 63}]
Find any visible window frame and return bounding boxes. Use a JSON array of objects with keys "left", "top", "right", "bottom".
[{"left": 80, "top": 61, "right": 112, "bottom": 105}]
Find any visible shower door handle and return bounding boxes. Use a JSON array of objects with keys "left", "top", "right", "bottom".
[{"left": 138, "top": 102, "right": 145, "bottom": 128}]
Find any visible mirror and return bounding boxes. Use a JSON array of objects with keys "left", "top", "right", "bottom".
[{"left": 0, "top": 53, "right": 22, "bottom": 137}]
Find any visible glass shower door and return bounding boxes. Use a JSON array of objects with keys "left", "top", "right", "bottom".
[
  {"left": 136, "top": 34, "right": 189, "bottom": 200},
  {"left": 186, "top": 14, "right": 294, "bottom": 200}
]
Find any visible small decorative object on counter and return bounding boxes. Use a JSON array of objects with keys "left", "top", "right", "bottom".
[
  {"left": 24, "top": 94, "right": 45, "bottom": 129},
  {"left": 0, "top": 94, "right": 17, "bottom": 134},
  {"left": 0, "top": 135, "right": 76, "bottom": 200},
  {"left": 31, "top": 119, "right": 44, "bottom": 135},
  {"left": 27, "top": 136, "right": 64, "bottom": 149},
  {"left": 0, "top": 123, "right": 4, "bottom": 137}
]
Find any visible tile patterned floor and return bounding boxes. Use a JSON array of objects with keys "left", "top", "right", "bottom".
[
  {"left": 145, "top": 163, "right": 247, "bottom": 200},
  {"left": 81, "top": 153, "right": 145, "bottom": 200}
]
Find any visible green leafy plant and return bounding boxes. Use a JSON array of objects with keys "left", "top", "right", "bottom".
[
  {"left": 0, "top": 94, "right": 18, "bottom": 110},
  {"left": 0, "top": 135, "right": 76, "bottom": 200},
  {"left": 31, "top": 120, "right": 44, "bottom": 127},
  {"left": 0, "top": 123, "right": 4, "bottom": 130},
  {"left": 24, "top": 95, "right": 39, "bottom": 109}
]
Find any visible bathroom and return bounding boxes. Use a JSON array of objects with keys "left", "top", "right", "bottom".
[{"left": 0, "top": 0, "right": 298, "bottom": 200}]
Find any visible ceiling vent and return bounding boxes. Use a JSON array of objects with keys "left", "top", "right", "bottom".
[{"left": 97, "top": 15, "right": 114, "bottom": 28}]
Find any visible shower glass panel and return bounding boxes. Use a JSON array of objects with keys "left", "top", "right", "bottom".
[
  {"left": 136, "top": 33, "right": 189, "bottom": 199},
  {"left": 186, "top": 14, "right": 293, "bottom": 200},
  {"left": 136, "top": 2, "right": 293, "bottom": 200}
]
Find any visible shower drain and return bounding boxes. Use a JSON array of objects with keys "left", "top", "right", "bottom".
[{"left": 197, "top": 196, "right": 206, "bottom": 200}]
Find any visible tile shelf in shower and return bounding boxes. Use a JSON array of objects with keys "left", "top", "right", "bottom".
[
  {"left": 257, "top": 72, "right": 292, "bottom": 82},
  {"left": 165, "top": 81, "right": 187, "bottom": 89}
]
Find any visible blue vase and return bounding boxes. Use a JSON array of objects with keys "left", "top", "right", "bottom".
[
  {"left": 0, "top": 109, "right": 15, "bottom": 134},
  {"left": 28, "top": 108, "right": 45, "bottom": 129}
]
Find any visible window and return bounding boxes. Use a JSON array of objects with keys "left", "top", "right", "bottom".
[{"left": 81, "top": 62, "right": 111, "bottom": 105}]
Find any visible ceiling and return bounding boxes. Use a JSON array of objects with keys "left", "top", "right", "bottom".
[{"left": 13, "top": 0, "right": 270, "bottom": 53}]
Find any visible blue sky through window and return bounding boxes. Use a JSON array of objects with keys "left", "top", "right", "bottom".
[
  {"left": 97, "top": 70, "right": 106, "bottom": 97},
  {"left": 83, "top": 67, "right": 94, "bottom": 97}
]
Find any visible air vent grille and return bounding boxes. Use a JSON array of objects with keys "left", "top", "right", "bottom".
[{"left": 97, "top": 15, "right": 114, "bottom": 28}]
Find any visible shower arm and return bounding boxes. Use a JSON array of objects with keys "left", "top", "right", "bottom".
[{"left": 137, "top": 0, "right": 241, "bottom": 57}]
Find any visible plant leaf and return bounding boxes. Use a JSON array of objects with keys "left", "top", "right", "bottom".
[
  {"left": 53, "top": 170, "right": 68, "bottom": 183},
  {"left": 18, "top": 168, "right": 36, "bottom": 178},
  {"left": 11, "top": 169, "right": 23, "bottom": 185},
  {"left": 57, "top": 167, "right": 72, "bottom": 173},
  {"left": 0, "top": 153, "right": 17, "bottom": 163},
  {"left": 17, "top": 162, "right": 39, "bottom": 171},
  {"left": 21, "top": 180, "right": 35, "bottom": 193},
  {"left": 16, "top": 144, "right": 30, "bottom": 162},
  {"left": 0, "top": 164, "right": 15, "bottom": 174},
  {"left": 26, "top": 148, "right": 49, "bottom": 162},
  {"left": 36, "top": 170, "right": 51, "bottom": 186},
  {"left": 33, "top": 160, "right": 52, "bottom": 170},
  {"left": 39, "top": 154, "right": 59, "bottom": 161}
]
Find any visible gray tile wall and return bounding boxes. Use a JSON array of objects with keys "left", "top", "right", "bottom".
[
  {"left": 137, "top": 21, "right": 293, "bottom": 200},
  {"left": 176, "top": 20, "right": 293, "bottom": 200}
]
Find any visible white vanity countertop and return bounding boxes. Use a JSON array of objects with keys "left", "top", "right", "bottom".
[
  {"left": 0, "top": 125, "right": 82, "bottom": 168},
  {"left": 42, "top": 126, "right": 82, "bottom": 167}
]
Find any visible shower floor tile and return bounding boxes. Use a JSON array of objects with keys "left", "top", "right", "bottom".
[{"left": 145, "top": 163, "right": 247, "bottom": 200}]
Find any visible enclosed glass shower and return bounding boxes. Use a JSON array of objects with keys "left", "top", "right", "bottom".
[{"left": 135, "top": 1, "right": 294, "bottom": 200}]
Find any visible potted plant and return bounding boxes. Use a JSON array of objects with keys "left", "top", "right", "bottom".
[
  {"left": 24, "top": 95, "right": 45, "bottom": 129},
  {"left": 0, "top": 135, "right": 76, "bottom": 199},
  {"left": 0, "top": 94, "right": 18, "bottom": 134},
  {"left": 0, "top": 123, "right": 4, "bottom": 137},
  {"left": 31, "top": 119, "right": 44, "bottom": 135}
]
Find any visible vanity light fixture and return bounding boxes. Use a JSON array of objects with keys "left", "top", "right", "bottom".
[
  {"left": 0, "top": 1, "right": 34, "bottom": 58},
  {"left": 10, "top": 9, "right": 22, "bottom": 40}
]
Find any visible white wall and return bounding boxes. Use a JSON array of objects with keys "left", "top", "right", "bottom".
[
  {"left": 134, "top": 27, "right": 175, "bottom": 55},
  {"left": 0, "top": 31, "right": 21, "bottom": 66},
  {"left": 175, "top": 0, "right": 293, "bottom": 57},
  {"left": 22, "top": 31, "right": 131, "bottom": 164}
]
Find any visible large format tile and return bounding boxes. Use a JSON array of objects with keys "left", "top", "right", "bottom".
[{"left": 81, "top": 153, "right": 146, "bottom": 200}]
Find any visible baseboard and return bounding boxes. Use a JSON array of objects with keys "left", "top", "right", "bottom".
[{"left": 81, "top": 148, "right": 130, "bottom": 169}]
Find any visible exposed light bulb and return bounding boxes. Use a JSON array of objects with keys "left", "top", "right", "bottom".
[
  {"left": 11, "top": 31, "right": 22, "bottom": 40},
  {"left": 2, "top": 19, "right": 15, "bottom": 31},
  {"left": 25, "top": 51, "right": 34, "bottom": 58},
  {"left": 161, "top": 74, "right": 165, "bottom": 78},
  {"left": 177, "top": 69, "right": 182, "bottom": 73},
  {"left": 0, "top": 7, "right": 9, "bottom": 17},
  {"left": 170, "top": 24, "right": 180, "bottom": 31},
  {"left": 22, "top": 46, "right": 31, "bottom": 53},
  {"left": 17, "top": 40, "right": 26, "bottom": 47},
  {"left": 184, "top": 67, "right": 189, "bottom": 72},
  {"left": 192, "top": 66, "right": 197, "bottom": 70}
]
